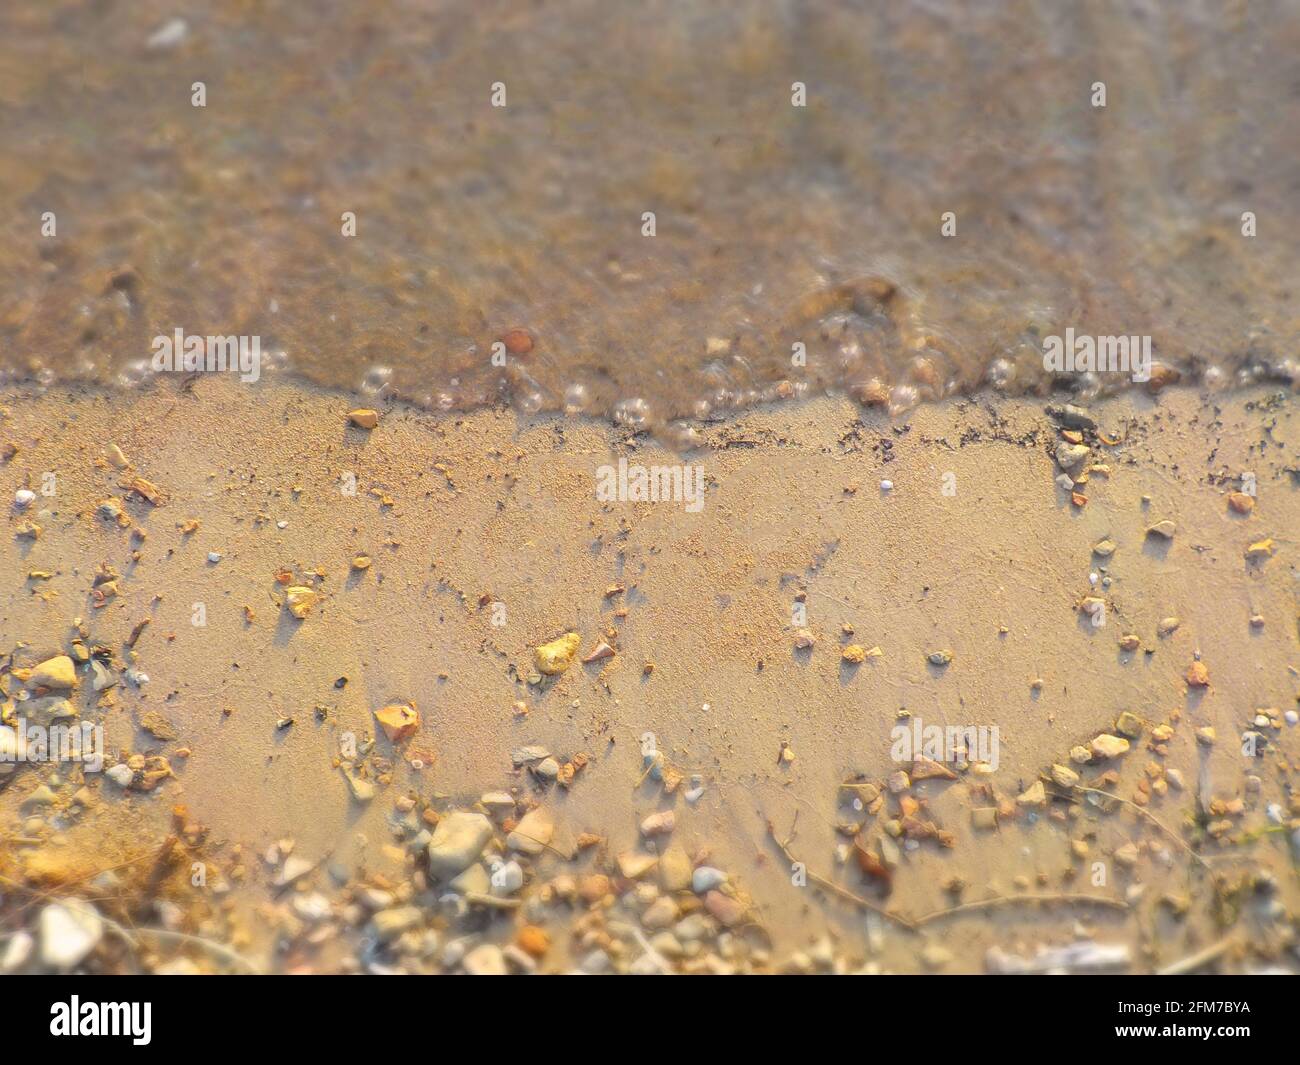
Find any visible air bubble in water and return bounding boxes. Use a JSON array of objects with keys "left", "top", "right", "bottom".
[
  {"left": 613, "top": 397, "right": 651, "bottom": 428},
  {"left": 564, "top": 383, "right": 589, "bottom": 415},
  {"left": 987, "top": 357, "right": 1014, "bottom": 390},
  {"left": 361, "top": 366, "right": 392, "bottom": 395},
  {"left": 888, "top": 383, "right": 919, "bottom": 415}
]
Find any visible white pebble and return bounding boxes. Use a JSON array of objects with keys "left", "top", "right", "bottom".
[
  {"left": 13, "top": 489, "right": 35, "bottom": 509},
  {"left": 1286, "top": 710, "right": 1298, "bottom": 726},
  {"left": 491, "top": 860, "right": 525, "bottom": 896},
  {"left": 38, "top": 900, "right": 103, "bottom": 970},
  {"left": 880, "top": 480, "right": 893, "bottom": 492},
  {"left": 0, "top": 930, "right": 33, "bottom": 974},
  {"left": 146, "top": 18, "right": 188, "bottom": 50},
  {"left": 207, "top": 551, "right": 222, "bottom": 563},
  {"left": 691, "top": 867, "right": 727, "bottom": 893}
]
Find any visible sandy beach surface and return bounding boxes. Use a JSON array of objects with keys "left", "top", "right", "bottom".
[{"left": 2, "top": 375, "right": 1297, "bottom": 974}]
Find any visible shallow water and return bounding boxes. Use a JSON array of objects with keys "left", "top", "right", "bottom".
[{"left": 2, "top": 0, "right": 1298, "bottom": 432}]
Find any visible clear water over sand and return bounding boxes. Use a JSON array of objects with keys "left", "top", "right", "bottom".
[{"left": 2, "top": 0, "right": 1298, "bottom": 431}]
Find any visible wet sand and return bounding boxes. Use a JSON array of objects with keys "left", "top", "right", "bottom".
[
  {"left": 3, "top": 1, "right": 1299, "bottom": 426},
  {"left": 2, "top": 377, "right": 1297, "bottom": 973}
]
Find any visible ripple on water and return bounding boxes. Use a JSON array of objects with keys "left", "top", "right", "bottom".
[{"left": 0, "top": 1, "right": 1296, "bottom": 432}]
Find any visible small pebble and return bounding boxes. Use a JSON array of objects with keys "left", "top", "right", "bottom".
[
  {"left": 146, "top": 17, "right": 188, "bottom": 50},
  {"left": 691, "top": 867, "right": 727, "bottom": 893}
]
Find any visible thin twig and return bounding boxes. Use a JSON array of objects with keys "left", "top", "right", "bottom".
[
  {"left": 1075, "top": 787, "right": 1209, "bottom": 868},
  {"left": 100, "top": 914, "right": 262, "bottom": 974},
  {"left": 0, "top": 849, "right": 162, "bottom": 925},
  {"left": 1157, "top": 935, "right": 1237, "bottom": 976},
  {"left": 913, "top": 892, "right": 1128, "bottom": 926},
  {"left": 463, "top": 892, "right": 521, "bottom": 910},
  {"left": 767, "top": 815, "right": 1129, "bottom": 933},
  {"left": 765, "top": 818, "right": 916, "bottom": 932}
]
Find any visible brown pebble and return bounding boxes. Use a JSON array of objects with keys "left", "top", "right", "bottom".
[
  {"left": 1145, "top": 364, "right": 1181, "bottom": 392},
  {"left": 516, "top": 925, "right": 550, "bottom": 958},
  {"left": 500, "top": 328, "right": 534, "bottom": 355},
  {"left": 579, "top": 874, "right": 611, "bottom": 902},
  {"left": 374, "top": 702, "right": 419, "bottom": 742}
]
